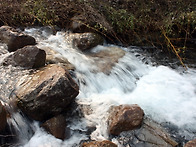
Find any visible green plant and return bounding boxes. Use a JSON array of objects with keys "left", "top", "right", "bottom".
[
  {"left": 24, "top": 0, "right": 58, "bottom": 26},
  {"left": 105, "top": 6, "right": 135, "bottom": 33}
]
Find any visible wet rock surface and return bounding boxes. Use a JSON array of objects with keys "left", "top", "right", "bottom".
[
  {"left": 67, "top": 32, "right": 104, "bottom": 51},
  {"left": 114, "top": 117, "right": 178, "bottom": 147},
  {"left": 88, "top": 46, "right": 125, "bottom": 74},
  {"left": 108, "top": 104, "right": 144, "bottom": 135},
  {"left": 2, "top": 46, "right": 46, "bottom": 69},
  {"left": 0, "top": 26, "right": 36, "bottom": 52},
  {"left": 15, "top": 64, "right": 79, "bottom": 121},
  {"left": 41, "top": 115, "right": 68, "bottom": 140},
  {"left": 82, "top": 140, "right": 117, "bottom": 147},
  {"left": 41, "top": 47, "right": 75, "bottom": 71},
  {"left": 0, "top": 65, "right": 30, "bottom": 104}
]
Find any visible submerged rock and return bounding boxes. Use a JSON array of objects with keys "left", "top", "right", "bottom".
[
  {"left": 108, "top": 104, "right": 144, "bottom": 135},
  {"left": 16, "top": 64, "right": 79, "bottom": 121},
  {"left": 41, "top": 47, "right": 75, "bottom": 71},
  {"left": 2, "top": 46, "right": 46, "bottom": 69},
  {"left": 88, "top": 46, "right": 125, "bottom": 74},
  {"left": 82, "top": 140, "right": 117, "bottom": 147},
  {"left": 0, "top": 102, "right": 7, "bottom": 132},
  {"left": 41, "top": 115, "right": 68, "bottom": 140},
  {"left": 67, "top": 32, "right": 104, "bottom": 51},
  {"left": 0, "top": 26, "right": 36, "bottom": 52},
  {"left": 184, "top": 139, "right": 196, "bottom": 147}
]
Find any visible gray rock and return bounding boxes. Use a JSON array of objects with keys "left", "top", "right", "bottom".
[
  {"left": 115, "top": 117, "right": 178, "bottom": 147},
  {"left": 16, "top": 64, "right": 79, "bottom": 121},
  {"left": 0, "top": 26, "right": 36, "bottom": 52},
  {"left": 108, "top": 104, "right": 144, "bottom": 135},
  {"left": 2, "top": 46, "right": 46, "bottom": 69}
]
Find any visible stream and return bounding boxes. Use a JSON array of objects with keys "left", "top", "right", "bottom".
[{"left": 0, "top": 27, "right": 196, "bottom": 147}]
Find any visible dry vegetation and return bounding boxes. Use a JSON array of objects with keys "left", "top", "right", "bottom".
[{"left": 0, "top": 0, "right": 195, "bottom": 65}]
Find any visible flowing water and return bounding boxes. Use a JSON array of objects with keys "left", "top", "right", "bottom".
[{"left": 0, "top": 28, "right": 196, "bottom": 146}]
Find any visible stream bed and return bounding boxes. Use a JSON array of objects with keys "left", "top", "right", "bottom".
[{"left": 0, "top": 28, "right": 196, "bottom": 147}]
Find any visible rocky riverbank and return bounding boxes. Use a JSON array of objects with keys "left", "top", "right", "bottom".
[{"left": 0, "top": 26, "right": 195, "bottom": 146}]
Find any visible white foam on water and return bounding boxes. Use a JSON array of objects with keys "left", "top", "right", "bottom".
[
  {"left": 22, "top": 28, "right": 196, "bottom": 146},
  {"left": 24, "top": 122, "right": 88, "bottom": 147}
]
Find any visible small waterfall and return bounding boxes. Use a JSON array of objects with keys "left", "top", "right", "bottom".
[
  {"left": 0, "top": 27, "right": 196, "bottom": 146},
  {"left": 0, "top": 56, "right": 34, "bottom": 146}
]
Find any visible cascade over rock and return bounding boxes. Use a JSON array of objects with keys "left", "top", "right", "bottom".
[
  {"left": 15, "top": 64, "right": 79, "bottom": 121},
  {"left": 0, "top": 26, "right": 36, "bottom": 52},
  {"left": 41, "top": 47, "right": 75, "bottom": 71},
  {"left": 88, "top": 46, "right": 125, "bottom": 74},
  {"left": 0, "top": 102, "right": 7, "bottom": 132},
  {"left": 82, "top": 140, "right": 117, "bottom": 147},
  {"left": 108, "top": 104, "right": 144, "bottom": 135},
  {"left": 41, "top": 115, "right": 68, "bottom": 140},
  {"left": 2, "top": 46, "right": 46, "bottom": 69}
]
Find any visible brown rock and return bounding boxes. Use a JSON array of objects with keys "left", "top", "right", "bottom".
[
  {"left": 108, "top": 104, "right": 144, "bottom": 135},
  {"left": 184, "top": 139, "right": 196, "bottom": 147},
  {"left": 41, "top": 115, "right": 67, "bottom": 140},
  {"left": 0, "top": 101, "right": 7, "bottom": 132},
  {"left": 0, "top": 26, "right": 36, "bottom": 52},
  {"left": 16, "top": 64, "right": 79, "bottom": 121},
  {"left": 72, "top": 33, "right": 104, "bottom": 51},
  {"left": 82, "top": 140, "right": 117, "bottom": 147},
  {"left": 2, "top": 46, "right": 46, "bottom": 69}
]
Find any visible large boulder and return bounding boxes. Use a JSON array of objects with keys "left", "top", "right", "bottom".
[
  {"left": 108, "top": 104, "right": 144, "bottom": 135},
  {"left": 69, "top": 33, "right": 104, "bottom": 51},
  {"left": 0, "top": 102, "right": 7, "bottom": 132},
  {"left": 41, "top": 115, "right": 68, "bottom": 140},
  {"left": 15, "top": 64, "right": 79, "bottom": 121},
  {"left": 184, "top": 139, "right": 196, "bottom": 147},
  {"left": 82, "top": 140, "right": 117, "bottom": 147},
  {"left": 2, "top": 46, "right": 46, "bottom": 69},
  {"left": 0, "top": 26, "right": 36, "bottom": 52}
]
